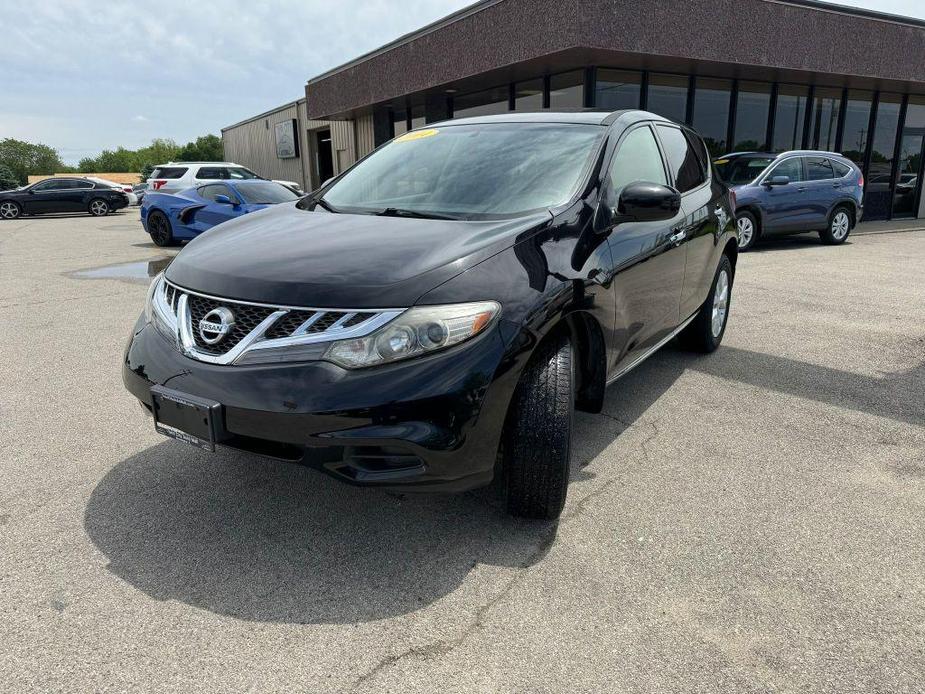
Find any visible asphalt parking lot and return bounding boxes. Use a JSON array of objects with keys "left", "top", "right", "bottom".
[{"left": 1, "top": 211, "right": 923, "bottom": 692}]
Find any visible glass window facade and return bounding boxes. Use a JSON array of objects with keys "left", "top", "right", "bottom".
[
  {"left": 596, "top": 69, "right": 642, "bottom": 110},
  {"left": 772, "top": 84, "right": 809, "bottom": 152},
  {"left": 691, "top": 78, "right": 732, "bottom": 158},
  {"left": 405, "top": 67, "right": 922, "bottom": 219},
  {"left": 733, "top": 82, "right": 772, "bottom": 151},
  {"left": 810, "top": 87, "right": 841, "bottom": 151},
  {"left": 514, "top": 79, "right": 543, "bottom": 110},
  {"left": 452, "top": 85, "right": 510, "bottom": 119},
  {"left": 866, "top": 94, "right": 903, "bottom": 220},
  {"left": 549, "top": 71, "right": 584, "bottom": 109},
  {"left": 647, "top": 73, "right": 689, "bottom": 123},
  {"left": 841, "top": 91, "right": 873, "bottom": 167}
]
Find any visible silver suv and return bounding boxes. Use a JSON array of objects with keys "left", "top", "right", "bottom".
[{"left": 147, "top": 162, "right": 302, "bottom": 195}]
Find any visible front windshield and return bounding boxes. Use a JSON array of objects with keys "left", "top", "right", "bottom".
[
  {"left": 714, "top": 156, "right": 775, "bottom": 185},
  {"left": 236, "top": 181, "right": 300, "bottom": 204},
  {"left": 320, "top": 123, "right": 605, "bottom": 219}
]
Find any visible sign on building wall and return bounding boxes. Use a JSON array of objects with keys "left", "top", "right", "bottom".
[{"left": 275, "top": 119, "right": 299, "bottom": 159}]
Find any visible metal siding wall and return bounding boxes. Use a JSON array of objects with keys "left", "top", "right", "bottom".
[
  {"left": 355, "top": 113, "right": 376, "bottom": 159},
  {"left": 222, "top": 102, "right": 308, "bottom": 190},
  {"left": 330, "top": 121, "right": 356, "bottom": 174}
]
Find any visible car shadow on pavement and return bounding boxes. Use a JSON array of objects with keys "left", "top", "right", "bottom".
[{"left": 84, "top": 440, "right": 559, "bottom": 625}]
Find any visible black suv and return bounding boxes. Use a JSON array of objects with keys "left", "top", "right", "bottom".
[
  {"left": 124, "top": 110, "right": 737, "bottom": 520},
  {"left": 0, "top": 178, "right": 129, "bottom": 219}
]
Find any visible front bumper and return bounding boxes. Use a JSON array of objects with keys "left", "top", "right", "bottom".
[{"left": 123, "top": 317, "right": 521, "bottom": 492}]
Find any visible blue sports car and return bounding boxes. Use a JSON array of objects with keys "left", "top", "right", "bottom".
[{"left": 141, "top": 179, "right": 302, "bottom": 246}]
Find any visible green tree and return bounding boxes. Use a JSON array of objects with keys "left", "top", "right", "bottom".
[
  {"left": 176, "top": 134, "right": 224, "bottom": 162},
  {"left": 0, "top": 138, "right": 65, "bottom": 184},
  {"left": 0, "top": 163, "right": 19, "bottom": 191},
  {"left": 78, "top": 157, "right": 99, "bottom": 173}
]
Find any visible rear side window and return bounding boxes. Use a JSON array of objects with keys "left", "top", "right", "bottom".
[
  {"left": 151, "top": 167, "right": 188, "bottom": 179},
  {"left": 226, "top": 167, "right": 260, "bottom": 180},
  {"left": 196, "top": 167, "right": 224, "bottom": 180},
  {"left": 831, "top": 160, "right": 852, "bottom": 177},
  {"left": 609, "top": 126, "right": 668, "bottom": 193},
  {"left": 768, "top": 157, "right": 804, "bottom": 182},
  {"left": 806, "top": 157, "right": 835, "bottom": 181},
  {"left": 657, "top": 125, "right": 706, "bottom": 193}
]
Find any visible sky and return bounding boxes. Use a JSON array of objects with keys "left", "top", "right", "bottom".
[{"left": 1, "top": 0, "right": 923, "bottom": 165}]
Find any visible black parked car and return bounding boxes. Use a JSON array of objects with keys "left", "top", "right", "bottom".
[
  {"left": 124, "top": 110, "right": 737, "bottom": 519},
  {"left": 0, "top": 177, "right": 129, "bottom": 219}
]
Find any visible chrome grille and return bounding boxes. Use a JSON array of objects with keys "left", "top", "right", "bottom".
[
  {"left": 151, "top": 279, "right": 403, "bottom": 366},
  {"left": 187, "top": 294, "right": 276, "bottom": 354}
]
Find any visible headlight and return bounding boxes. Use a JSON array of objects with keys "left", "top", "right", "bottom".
[
  {"left": 324, "top": 301, "right": 500, "bottom": 369},
  {"left": 144, "top": 272, "right": 178, "bottom": 341}
]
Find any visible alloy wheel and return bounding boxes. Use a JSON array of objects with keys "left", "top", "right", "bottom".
[
  {"left": 736, "top": 217, "right": 754, "bottom": 248},
  {"left": 0, "top": 201, "right": 20, "bottom": 219},
  {"left": 90, "top": 200, "right": 109, "bottom": 216},
  {"left": 711, "top": 269, "right": 729, "bottom": 337},
  {"left": 149, "top": 214, "right": 169, "bottom": 245},
  {"left": 831, "top": 211, "right": 850, "bottom": 241}
]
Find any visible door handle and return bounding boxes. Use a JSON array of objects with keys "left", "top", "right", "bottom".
[
  {"left": 668, "top": 229, "right": 686, "bottom": 245},
  {"left": 797, "top": 186, "right": 808, "bottom": 192}
]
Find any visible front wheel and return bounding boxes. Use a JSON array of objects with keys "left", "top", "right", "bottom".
[
  {"left": 819, "top": 206, "right": 852, "bottom": 245},
  {"left": 88, "top": 198, "right": 110, "bottom": 217},
  {"left": 147, "top": 210, "right": 175, "bottom": 247},
  {"left": 502, "top": 332, "right": 573, "bottom": 520},
  {"left": 679, "top": 254, "right": 733, "bottom": 353},
  {"left": 0, "top": 201, "right": 22, "bottom": 220}
]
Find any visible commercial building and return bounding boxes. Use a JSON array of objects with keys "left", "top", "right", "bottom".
[{"left": 226, "top": 0, "right": 925, "bottom": 220}]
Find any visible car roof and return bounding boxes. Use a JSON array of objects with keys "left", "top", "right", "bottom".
[
  {"left": 157, "top": 161, "right": 240, "bottom": 166},
  {"left": 430, "top": 109, "right": 673, "bottom": 128},
  {"left": 716, "top": 150, "right": 846, "bottom": 160}
]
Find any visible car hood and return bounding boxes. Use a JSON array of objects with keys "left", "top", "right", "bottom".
[{"left": 165, "top": 202, "right": 550, "bottom": 308}]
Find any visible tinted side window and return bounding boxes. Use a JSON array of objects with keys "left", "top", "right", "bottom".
[
  {"left": 199, "top": 184, "right": 233, "bottom": 201},
  {"left": 806, "top": 157, "right": 834, "bottom": 181},
  {"left": 657, "top": 125, "right": 706, "bottom": 193},
  {"left": 32, "top": 180, "right": 59, "bottom": 191},
  {"left": 196, "top": 167, "right": 224, "bottom": 180},
  {"left": 768, "top": 157, "right": 804, "bottom": 182},
  {"left": 609, "top": 126, "right": 667, "bottom": 193},
  {"left": 831, "top": 160, "right": 852, "bottom": 177},
  {"left": 151, "top": 167, "right": 188, "bottom": 179}
]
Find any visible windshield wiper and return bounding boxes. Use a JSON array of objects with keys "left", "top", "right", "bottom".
[
  {"left": 376, "top": 207, "right": 461, "bottom": 221},
  {"left": 312, "top": 197, "right": 340, "bottom": 213}
]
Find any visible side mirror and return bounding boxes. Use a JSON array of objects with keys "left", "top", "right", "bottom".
[
  {"left": 214, "top": 194, "right": 235, "bottom": 205},
  {"left": 767, "top": 175, "right": 790, "bottom": 186},
  {"left": 612, "top": 182, "right": 682, "bottom": 225}
]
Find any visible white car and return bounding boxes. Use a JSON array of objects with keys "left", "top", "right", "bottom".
[
  {"left": 146, "top": 162, "right": 303, "bottom": 195},
  {"left": 87, "top": 177, "right": 139, "bottom": 205}
]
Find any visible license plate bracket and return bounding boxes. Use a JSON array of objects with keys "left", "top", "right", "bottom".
[{"left": 151, "top": 385, "right": 222, "bottom": 452}]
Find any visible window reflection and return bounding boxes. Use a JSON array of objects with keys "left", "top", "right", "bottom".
[
  {"left": 514, "top": 79, "right": 544, "bottom": 110},
  {"left": 733, "top": 82, "right": 772, "bottom": 151},
  {"left": 810, "top": 87, "right": 841, "bottom": 151},
  {"left": 549, "top": 71, "right": 584, "bottom": 109},
  {"left": 692, "top": 78, "right": 732, "bottom": 158},
  {"left": 452, "top": 86, "right": 510, "bottom": 119},
  {"left": 841, "top": 91, "right": 873, "bottom": 168},
  {"left": 772, "top": 84, "right": 809, "bottom": 152},
  {"left": 596, "top": 69, "right": 642, "bottom": 110},
  {"left": 392, "top": 108, "right": 408, "bottom": 138},
  {"left": 891, "top": 96, "right": 925, "bottom": 219},
  {"left": 865, "top": 93, "right": 902, "bottom": 220},
  {"left": 647, "top": 73, "right": 688, "bottom": 123}
]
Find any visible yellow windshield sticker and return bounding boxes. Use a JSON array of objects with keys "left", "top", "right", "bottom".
[
  {"left": 395, "top": 128, "right": 439, "bottom": 143},
  {"left": 713, "top": 158, "right": 729, "bottom": 165}
]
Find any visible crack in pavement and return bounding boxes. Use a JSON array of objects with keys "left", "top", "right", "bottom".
[{"left": 349, "top": 417, "right": 664, "bottom": 691}]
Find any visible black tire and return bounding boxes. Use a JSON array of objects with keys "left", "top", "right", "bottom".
[
  {"left": 88, "top": 198, "right": 110, "bottom": 217},
  {"left": 147, "top": 210, "right": 175, "bottom": 247},
  {"left": 679, "top": 254, "right": 733, "bottom": 353},
  {"left": 819, "top": 205, "right": 852, "bottom": 245},
  {"left": 0, "top": 201, "right": 22, "bottom": 220},
  {"left": 502, "top": 332, "right": 574, "bottom": 520},
  {"left": 735, "top": 211, "right": 759, "bottom": 251}
]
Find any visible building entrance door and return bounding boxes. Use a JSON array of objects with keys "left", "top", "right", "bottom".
[
  {"left": 891, "top": 130, "right": 925, "bottom": 218},
  {"left": 315, "top": 129, "right": 335, "bottom": 186}
]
